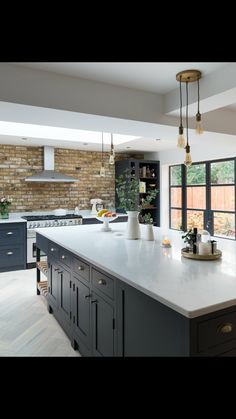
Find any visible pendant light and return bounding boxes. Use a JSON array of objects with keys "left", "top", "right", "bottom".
[
  {"left": 195, "top": 78, "right": 204, "bottom": 134},
  {"left": 176, "top": 69, "right": 202, "bottom": 165},
  {"left": 177, "top": 75, "right": 185, "bottom": 148},
  {"left": 184, "top": 81, "right": 192, "bottom": 167},
  {"left": 109, "top": 133, "right": 115, "bottom": 165},
  {"left": 100, "top": 132, "right": 105, "bottom": 177}
]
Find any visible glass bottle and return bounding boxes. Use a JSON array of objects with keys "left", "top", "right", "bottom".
[{"left": 146, "top": 165, "right": 151, "bottom": 178}]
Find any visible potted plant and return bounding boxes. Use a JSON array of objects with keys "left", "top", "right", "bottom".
[
  {"left": 116, "top": 168, "right": 158, "bottom": 239},
  {"left": 143, "top": 212, "right": 154, "bottom": 241},
  {"left": 181, "top": 228, "right": 195, "bottom": 252},
  {"left": 0, "top": 197, "right": 12, "bottom": 219}
]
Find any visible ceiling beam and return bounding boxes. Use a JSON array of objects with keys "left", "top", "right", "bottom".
[{"left": 164, "top": 63, "right": 236, "bottom": 115}]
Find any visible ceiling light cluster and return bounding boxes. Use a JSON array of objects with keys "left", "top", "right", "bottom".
[{"left": 176, "top": 69, "right": 204, "bottom": 167}]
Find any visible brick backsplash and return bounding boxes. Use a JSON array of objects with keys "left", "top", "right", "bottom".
[{"left": 0, "top": 145, "right": 143, "bottom": 212}]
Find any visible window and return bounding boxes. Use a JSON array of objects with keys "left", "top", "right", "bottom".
[
  {"left": 169, "top": 165, "right": 183, "bottom": 230},
  {"left": 169, "top": 158, "right": 236, "bottom": 240}
]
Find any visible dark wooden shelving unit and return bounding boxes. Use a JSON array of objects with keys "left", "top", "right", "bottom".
[{"left": 115, "top": 158, "right": 160, "bottom": 226}]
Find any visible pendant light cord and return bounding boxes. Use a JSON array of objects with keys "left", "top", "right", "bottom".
[
  {"left": 186, "top": 81, "right": 189, "bottom": 146},
  {"left": 102, "top": 132, "right": 104, "bottom": 165},
  {"left": 180, "top": 76, "right": 183, "bottom": 126},
  {"left": 197, "top": 78, "right": 200, "bottom": 114},
  {"left": 111, "top": 133, "right": 113, "bottom": 152}
]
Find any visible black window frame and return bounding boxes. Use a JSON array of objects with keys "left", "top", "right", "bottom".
[{"left": 169, "top": 157, "right": 236, "bottom": 240}]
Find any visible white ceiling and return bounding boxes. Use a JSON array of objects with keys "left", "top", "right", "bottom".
[
  {"left": 0, "top": 62, "right": 235, "bottom": 153},
  {"left": 14, "top": 62, "right": 228, "bottom": 94}
]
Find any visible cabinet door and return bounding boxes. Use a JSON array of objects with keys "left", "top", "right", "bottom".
[
  {"left": 48, "top": 260, "right": 59, "bottom": 305},
  {"left": 58, "top": 267, "right": 71, "bottom": 324},
  {"left": 73, "top": 276, "right": 91, "bottom": 349},
  {"left": 91, "top": 293, "right": 114, "bottom": 357}
]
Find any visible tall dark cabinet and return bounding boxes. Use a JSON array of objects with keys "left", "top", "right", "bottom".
[{"left": 115, "top": 158, "right": 160, "bottom": 226}]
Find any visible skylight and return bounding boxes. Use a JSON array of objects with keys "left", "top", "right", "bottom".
[{"left": 0, "top": 121, "right": 139, "bottom": 145}]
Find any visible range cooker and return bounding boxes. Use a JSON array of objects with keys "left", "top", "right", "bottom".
[{"left": 22, "top": 214, "right": 83, "bottom": 266}]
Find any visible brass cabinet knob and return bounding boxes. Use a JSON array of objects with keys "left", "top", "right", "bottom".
[
  {"left": 61, "top": 255, "right": 65, "bottom": 259},
  {"left": 7, "top": 232, "right": 13, "bottom": 235},
  {"left": 78, "top": 265, "right": 84, "bottom": 271},
  {"left": 98, "top": 279, "right": 106, "bottom": 285},
  {"left": 219, "top": 323, "right": 234, "bottom": 334},
  {"left": 50, "top": 248, "right": 54, "bottom": 252}
]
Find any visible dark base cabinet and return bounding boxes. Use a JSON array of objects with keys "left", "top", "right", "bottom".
[
  {"left": 38, "top": 233, "right": 236, "bottom": 357},
  {"left": 0, "top": 222, "right": 26, "bottom": 272}
]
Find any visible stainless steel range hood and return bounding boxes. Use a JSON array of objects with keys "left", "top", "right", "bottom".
[{"left": 25, "top": 146, "right": 79, "bottom": 183}]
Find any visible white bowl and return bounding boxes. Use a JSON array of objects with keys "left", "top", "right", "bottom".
[{"left": 95, "top": 215, "right": 118, "bottom": 231}]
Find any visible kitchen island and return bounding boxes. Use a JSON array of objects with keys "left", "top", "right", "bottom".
[{"left": 36, "top": 223, "right": 236, "bottom": 356}]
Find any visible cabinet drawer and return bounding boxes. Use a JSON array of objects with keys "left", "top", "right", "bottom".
[
  {"left": 0, "top": 245, "right": 24, "bottom": 269},
  {"left": 73, "top": 257, "right": 90, "bottom": 282},
  {"left": 48, "top": 242, "right": 59, "bottom": 259},
  {"left": 59, "top": 249, "right": 71, "bottom": 268},
  {"left": 198, "top": 311, "right": 236, "bottom": 353},
  {"left": 0, "top": 224, "right": 25, "bottom": 245},
  {"left": 92, "top": 268, "right": 114, "bottom": 300}
]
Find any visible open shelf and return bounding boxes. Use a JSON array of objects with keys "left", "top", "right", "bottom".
[
  {"left": 37, "top": 280, "right": 48, "bottom": 297},
  {"left": 36, "top": 261, "right": 48, "bottom": 277},
  {"left": 36, "top": 261, "right": 48, "bottom": 298}
]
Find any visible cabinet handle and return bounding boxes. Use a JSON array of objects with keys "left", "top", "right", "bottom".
[
  {"left": 78, "top": 265, "right": 84, "bottom": 271},
  {"left": 58, "top": 271, "right": 63, "bottom": 274},
  {"left": 7, "top": 251, "right": 13, "bottom": 255},
  {"left": 50, "top": 248, "right": 55, "bottom": 252},
  {"left": 91, "top": 300, "right": 97, "bottom": 304},
  {"left": 98, "top": 279, "right": 106, "bottom": 286},
  {"left": 61, "top": 255, "right": 65, "bottom": 259},
  {"left": 84, "top": 294, "right": 91, "bottom": 299},
  {"left": 54, "top": 268, "right": 59, "bottom": 271},
  {"left": 219, "top": 323, "right": 234, "bottom": 334},
  {"left": 7, "top": 232, "right": 13, "bottom": 235}
]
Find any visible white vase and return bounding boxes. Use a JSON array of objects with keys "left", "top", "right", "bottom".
[
  {"left": 126, "top": 211, "right": 140, "bottom": 240},
  {"left": 144, "top": 224, "right": 154, "bottom": 241}
]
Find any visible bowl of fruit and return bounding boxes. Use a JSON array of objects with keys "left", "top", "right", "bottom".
[{"left": 95, "top": 209, "right": 118, "bottom": 231}]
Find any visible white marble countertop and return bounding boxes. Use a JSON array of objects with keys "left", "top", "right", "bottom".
[
  {"left": 0, "top": 210, "right": 126, "bottom": 224},
  {"left": 36, "top": 222, "right": 236, "bottom": 319},
  {"left": 0, "top": 216, "right": 26, "bottom": 224}
]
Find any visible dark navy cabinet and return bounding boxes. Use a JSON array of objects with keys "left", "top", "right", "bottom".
[
  {"left": 91, "top": 292, "right": 115, "bottom": 357},
  {"left": 72, "top": 274, "right": 91, "bottom": 353},
  {"left": 38, "top": 234, "right": 236, "bottom": 357},
  {"left": 0, "top": 222, "right": 26, "bottom": 272}
]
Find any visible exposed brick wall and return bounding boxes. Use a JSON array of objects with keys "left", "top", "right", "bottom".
[{"left": 0, "top": 145, "right": 143, "bottom": 212}]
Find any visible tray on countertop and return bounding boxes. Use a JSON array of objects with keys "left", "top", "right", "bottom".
[{"left": 181, "top": 248, "right": 222, "bottom": 260}]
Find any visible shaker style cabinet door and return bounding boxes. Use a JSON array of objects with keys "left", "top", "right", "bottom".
[
  {"left": 48, "top": 260, "right": 59, "bottom": 306},
  {"left": 58, "top": 266, "right": 71, "bottom": 325},
  {"left": 91, "top": 292, "right": 115, "bottom": 357},
  {"left": 72, "top": 276, "right": 91, "bottom": 349}
]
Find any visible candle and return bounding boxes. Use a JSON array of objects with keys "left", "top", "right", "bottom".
[{"left": 198, "top": 242, "right": 211, "bottom": 256}]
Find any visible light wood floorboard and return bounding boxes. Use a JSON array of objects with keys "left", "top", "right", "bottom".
[{"left": 0, "top": 268, "right": 80, "bottom": 357}]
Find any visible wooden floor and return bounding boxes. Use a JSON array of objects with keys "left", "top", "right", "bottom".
[{"left": 0, "top": 268, "right": 80, "bottom": 357}]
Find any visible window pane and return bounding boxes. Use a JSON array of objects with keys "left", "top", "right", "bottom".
[
  {"left": 213, "top": 212, "right": 235, "bottom": 239},
  {"left": 187, "top": 210, "right": 204, "bottom": 230},
  {"left": 211, "top": 186, "right": 235, "bottom": 211},
  {"left": 170, "top": 209, "right": 182, "bottom": 230},
  {"left": 211, "top": 160, "right": 235, "bottom": 184},
  {"left": 187, "top": 186, "right": 206, "bottom": 209},
  {"left": 171, "top": 188, "right": 182, "bottom": 207},
  {"left": 187, "top": 164, "right": 206, "bottom": 185},
  {"left": 170, "top": 166, "right": 181, "bottom": 186}
]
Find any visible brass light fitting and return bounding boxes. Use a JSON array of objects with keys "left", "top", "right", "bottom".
[{"left": 176, "top": 69, "right": 203, "bottom": 166}]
